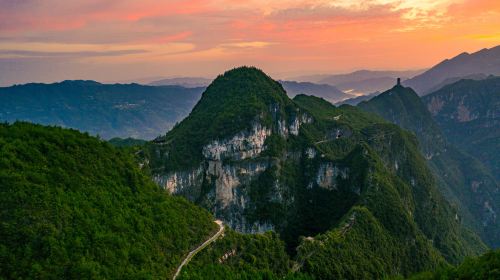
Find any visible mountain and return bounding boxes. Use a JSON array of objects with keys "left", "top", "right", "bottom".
[
  {"left": 424, "top": 73, "right": 489, "bottom": 94},
  {"left": 0, "top": 122, "right": 217, "bottom": 279},
  {"left": 149, "top": 77, "right": 212, "bottom": 88},
  {"left": 404, "top": 45, "right": 500, "bottom": 94},
  {"left": 409, "top": 249, "right": 500, "bottom": 279},
  {"left": 335, "top": 92, "right": 378, "bottom": 106},
  {"left": 145, "top": 67, "right": 486, "bottom": 278},
  {"left": 334, "top": 76, "right": 396, "bottom": 94},
  {"left": 422, "top": 77, "right": 500, "bottom": 182},
  {"left": 358, "top": 82, "right": 499, "bottom": 248},
  {"left": 294, "top": 70, "right": 424, "bottom": 94},
  {"left": 0, "top": 80, "right": 203, "bottom": 139},
  {"left": 279, "top": 80, "right": 351, "bottom": 103}
]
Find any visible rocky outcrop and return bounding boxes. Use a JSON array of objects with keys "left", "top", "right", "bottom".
[
  {"left": 202, "top": 123, "right": 271, "bottom": 161},
  {"left": 315, "top": 163, "right": 350, "bottom": 191}
]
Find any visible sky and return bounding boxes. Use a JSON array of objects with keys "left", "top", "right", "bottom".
[{"left": 0, "top": 0, "right": 499, "bottom": 85}]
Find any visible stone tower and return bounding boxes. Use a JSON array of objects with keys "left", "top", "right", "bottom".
[{"left": 397, "top": 77, "right": 401, "bottom": 86}]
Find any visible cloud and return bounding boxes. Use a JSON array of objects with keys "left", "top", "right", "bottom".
[
  {"left": 0, "top": 49, "right": 147, "bottom": 58},
  {"left": 0, "top": 0, "right": 498, "bottom": 85}
]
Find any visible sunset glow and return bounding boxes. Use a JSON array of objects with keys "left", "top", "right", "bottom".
[{"left": 1, "top": 0, "right": 499, "bottom": 85}]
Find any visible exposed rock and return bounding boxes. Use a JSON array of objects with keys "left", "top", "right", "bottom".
[
  {"left": 315, "top": 162, "right": 349, "bottom": 190},
  {"left": 305, "top": 147, "right": 317, "bottom": 159},
  {"left": 456, "top": 101, "right": 477, "bottom": 122},
  {"left": 427, "top": 96, "right": 444, "bottom": 116},
  {"left": 202, "top": 123, "right": 271, "bottom": 161}
]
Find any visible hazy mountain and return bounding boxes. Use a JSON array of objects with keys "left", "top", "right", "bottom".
[
  {"left": 292, "top": 70, "right": 424, "bottom": 94},
  {"left": 279, "top": 80, "right": 352, "bottom": 103},
  {"left": 0, "top": 80, "right": 203, "bottom": 139},
  {"left": 335, "top": 76, "right": 399, "bottom": 94},
  {"left": 318, "top": 69, "right": 420, "bottom": 86},
  {"left": 404, "top": 45, "right": 500, "bottom": 95},
  {"left": 335, "top": 92, "right": 378, "bottom": 106},
  {"left": 149, "top": 77, "right": 212, "bottom": 87},
  {"left": 424, "top": 73, "right": 489, "bottom": 94},
  {"left": 358, "top": 83, "right": 499, "bottom": 247},
  {"left": 422, "top": 77, "right": 500, "bottom": 182},
  {"left": 145, "top": 67, "right": 486, "bottom": 278}
]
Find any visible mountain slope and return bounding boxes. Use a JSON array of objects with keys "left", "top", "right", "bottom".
[
  {"left": 423, "top": 77, "right": 500, "bottom": 182},
  {"left": 279, "top": 80, "right": 351, "bottom": 103},
  {"left": 0, "top": 122, "right": 217, "bottom": 279},
  {"left": 404, "top": 45, "right": 500, "bottom": 94},
  {"left": 358, "top": 84, "right": 499, "bottom": 248},
  {"left": 409, "top": 249, "right": 500, "bottom": 279},
  {"left": 146, "top": 67, "right": 486, "bottom": 278},
  {"left": 0, "top": 81, "right": 203, "bottom": 139}
]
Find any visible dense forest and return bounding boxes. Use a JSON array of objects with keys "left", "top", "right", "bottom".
[{"left": 0, "top": 122, "right": 216, "bottom": 279}]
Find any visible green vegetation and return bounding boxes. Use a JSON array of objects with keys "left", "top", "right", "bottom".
[
  {"left": 0, "top": 81, "right": 203, "bottom": 139},
  {"left": 178, "top": 229, "right": 303, "bottom": 280},
  {"left": 422, "top": 77, "right": 500, "bottom": 182},
  {"left": 408, "top": 250, "right": 500, "bottom": 280},
  {"left": 147, "top": 66, "right": 297, "bottom": 171},
  {"left": 358, "top": 84, "right": 499, "bottom": 248},
  {"left": 0, "top": 122, "right": 216, "bottom": 279},
  {"left": 108, "top": 137, "right": 147, "bottom": 147},
  {"left": 146, "top": 67, "right": 488, "bottom": 278}
]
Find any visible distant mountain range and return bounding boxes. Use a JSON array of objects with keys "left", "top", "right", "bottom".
[
  {"left": 292, "top": 69, "right": 424, "bottom": 94},
  {"left": 279, "top": 80, "right": 352, "bottom": 103},
  {"left": 335, "top": 92, "right": 379, "bottom": 106},
  {"left": 149, "top": 77, "right": 212, "bottom": 88},
  {"left": 404, "top": 45, "right": 500, "bottom": 95},
  {"left": 0, "top": 80, "right": 203, "bottom": 139}
]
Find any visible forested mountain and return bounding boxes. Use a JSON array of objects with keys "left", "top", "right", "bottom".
[
  {"left": 279, "top": 80, "right": 351, "bottom": 103},
  {"left": 422, "top": 77, "right": 500, "bottom": 182},
  {"left": 0, "top": 122, "right": 217, "bottom": 279},
  {"left": 404, "top": 45, "right": 500, "bottom": 94},
  {"left": 145, "top": 67, "right": 487, "bottom": 279},
  {"left": 358, "top": 83, "right": 499, "bottom": 248},
  {"left": 0, "top": 81, "right": 203, "bottom": 139}
]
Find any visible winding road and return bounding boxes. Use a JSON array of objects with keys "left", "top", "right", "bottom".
[{"left": 172, "top": 220, "right": 224, "bottom": 280}]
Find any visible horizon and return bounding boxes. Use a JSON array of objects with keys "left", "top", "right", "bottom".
[{"left": 1, "top": 0, "right": 500, "bottom": 86}]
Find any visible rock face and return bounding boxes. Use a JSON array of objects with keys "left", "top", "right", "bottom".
[
  {"left": 315, "top": 163, "right": 349, "bottom": 191},
  {"left": 202, "top": 123, "right": 271, "bottom": 161},
  {"left": 152, "top": 113, "right": 319, "bottom": 233}
]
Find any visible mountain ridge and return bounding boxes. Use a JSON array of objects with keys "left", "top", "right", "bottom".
[
  {"left": 358, "top": 83, "right": 499, "bottom": 248},
  {"left": 404, "top": 45, "right": 500, "bottom": 94}
]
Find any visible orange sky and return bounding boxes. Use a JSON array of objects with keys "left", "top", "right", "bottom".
[{"left": 0, "top": 0, "right": 499, "bottom": 85}]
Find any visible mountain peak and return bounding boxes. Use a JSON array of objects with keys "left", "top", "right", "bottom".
[
  {"left": 153, "top": 67, "right": 298, "bottom": 170},
  {"left": 201, "top": 66, "right": 287, "bottom": 102},
  {"left": 404, "top": 44, "right": 500, "bottom": 94}
]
